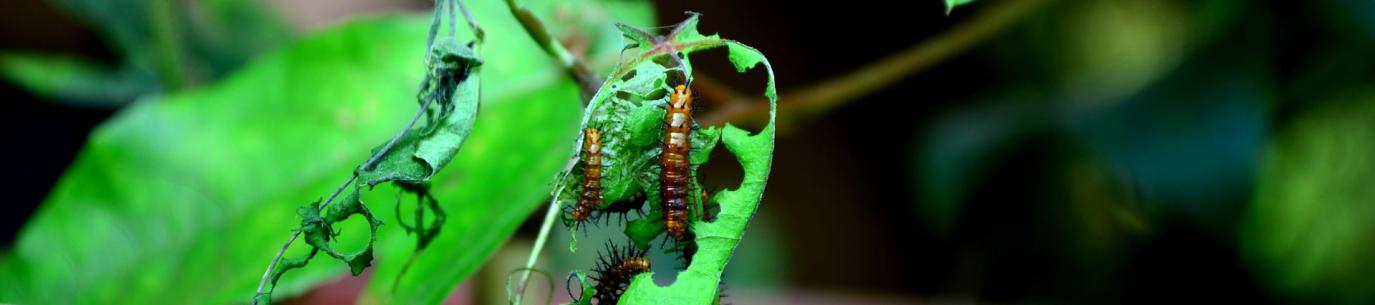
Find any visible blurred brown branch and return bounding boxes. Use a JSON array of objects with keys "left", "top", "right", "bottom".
[
  {"left": 504, "top": 0, "right": 601, "bottom": 99},
  {"left": 698, "top": 0, "right": 1047, "bottom": 127}
]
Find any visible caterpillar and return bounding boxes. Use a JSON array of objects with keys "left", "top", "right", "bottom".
[
  {"left": 599, "top": 192, "right": 647, "bottom": 226},
  {"left": 660, "top": 84, "right": 694, "bottom": 240},
  {"left": 570, "top": 128, "right": 604, "bottom": 225},
  {"left": 591, "top": 241, "right": 652, "bottom": 304}
]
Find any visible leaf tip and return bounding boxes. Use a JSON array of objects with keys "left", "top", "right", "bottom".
[{"left": 945, "top": 0, "right": 975, "bottom": 15}]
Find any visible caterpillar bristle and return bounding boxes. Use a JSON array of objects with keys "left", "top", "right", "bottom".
[{"left": 589, "top": 240, "right": 651, "bottom": 304}]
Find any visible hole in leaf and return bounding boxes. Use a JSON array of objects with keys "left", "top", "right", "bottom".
[
  {"left": 650, "top": 241, "right": 687, "bottom": 287},
  {"left": 328, "top": 207, "right": 374, "bottom": 257},
  {"left": 653, "top": 55, "right": 679, "bottom": 69},
  {"left": 643, "top": 87, "right": 668, "bottom": 102},
  {"left": 665, "top": 68, "right": 687, "bottom": 87},
  {"left": 697, "top": 146, "right": 743, "bottom": 223}
]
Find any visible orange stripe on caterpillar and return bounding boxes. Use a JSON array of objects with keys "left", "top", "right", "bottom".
[{"left": 660, "top": 85, "right": 693, "bottom": 239}]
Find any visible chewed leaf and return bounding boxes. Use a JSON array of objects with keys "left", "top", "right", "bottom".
[
  {"left": 690, "top": 127, "right": 722, "bottom": 164},
  {"left": 357, "top": 130, "right": 431, "bottom": 185},
  {"left": 726, "top": 43, "right": 776, "bottom": 100},
  {"left": 615, "top": 18, "right": 777, "bottom": 305},
  {"left": 554, "top": 30, "right": 691, "bottom": 215},
  {"left": 558, "top": 12, "right": 775, "bottom": 304},
  {"left": 415, "top": 40, "right": 482, "bottom": 175},
  {"left": 625, "top": 210, "right": 666, "bottom": 249},
  {"left": 570, "top": 271, "right": 596, "bottom": 305},
  {"left": 358, "top": 40, "right": 482, "bottom": 186}
]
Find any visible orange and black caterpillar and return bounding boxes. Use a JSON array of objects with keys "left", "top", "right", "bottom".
[
  {"left": 570, "top": 128, "right": 604, "bottom": 225},
  {"left": 591, "top": 241, "right": 651, "bottom": 304},
  {"left": 660, "top": 84, "right": 694, "bottom": 239}
]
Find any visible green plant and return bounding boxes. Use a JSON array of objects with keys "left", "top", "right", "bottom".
[
  {"left": 251, "top": 1, "right": 484, "bottom": 303},
  {"left": 534, "top": 13, "right": 776, "bottom": 304},
  {"left": 0, "top": 0, "right": 652, "bottom": 304},
  {"left": 0, "top": 0, "right": 294, "bottom": 106},
  {"left": 0, "top": 0, "right": 1035, "bottom": 303}
]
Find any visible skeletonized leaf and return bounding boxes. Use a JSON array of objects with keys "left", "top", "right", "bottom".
[{"left": 556, "top": 13, "right": 776, "bottom": 304}]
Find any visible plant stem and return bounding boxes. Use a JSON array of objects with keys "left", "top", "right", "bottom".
[
  {"left": 148, "top": 0, "right": 187, "bottom": 90},
  {"left": 254, "top": 1, "right": 487, "bottom": 302},
  {"left": 253, "top": 231, "right": 298, "bottom": 303},
  {"left": 697, "top": 0, "right": 1046, "bottom": 127},
  {"left": 360, "top": 92, "right": 435, "bottom": 173},
  {"left": 455, "top": 0, "right": 485, "bottom": 43},
  {"left": 252, "top": 64, "right": 439, "bottom": 304},
  {"left": 501, "top": 1, "right": 604, "bottom": 296},
  {"left": 513, "top": 190, "right": 563, "bottom": 305},
  {"left": 504, "top": 0, "right": 600, "bottom": 99}
]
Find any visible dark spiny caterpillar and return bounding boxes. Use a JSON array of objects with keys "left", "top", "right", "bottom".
[
  {"left": 660, "top": 84, "right": 694, "bottom": 239},
  {"left": 599, "top": 191, "right": 647, "bottom": 226},
  {"left": 591, "top": 241, "right": 652, "bottom": 304},
  {"left": 571, "top": 127, "right": 604, "bottom": 225}
]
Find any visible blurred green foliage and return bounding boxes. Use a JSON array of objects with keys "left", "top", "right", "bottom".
[
  {"left": 0, "top": 52, "right": 152, "bottom": 106},
  {"left": 0, "top": 0, "right": 295, "bottom": 106},
  {"left": 0, "top": 1, "right": 653, "bottom": 304},
  {"left": 907, "top": 0, "right": 1375, "bottom": 303},
  {"left": 1243, "top": 94, "right": 1375, "bottom": 305}
]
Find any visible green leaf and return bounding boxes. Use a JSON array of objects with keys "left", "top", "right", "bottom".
[
  {"left": 558, "top": 13, "right": 777, "bottom": 304},
  {"left": 569, "top": 271, "right": 595, "bottom": 305},
  {"left": 623, "top": 19, "right": 777, "bottom": 305},
  {"left": 48, "top": 0, "right": 294, "bottom": 89},
  {"left": 0, "top": 0, "right": 647, "bottom": 300},
  {"left": 946, "top": 0, "right": 975, "bottom": 14},
  {"left": 1242, "top": 94, "right": 1375, "bottom": 305},
  {"left": 0, "top": 52, "right": 153, "bottom": 107},
  {"left": 310, "top": 190, "right": 383, "bottom": 277},
  {"left": 360, "top": 0, "right": 656, "bottom": 304},
  {"left": 356, "top": 39, "right": 482, "bottom": 187},
  {"left": 0, "top": 16, "right": 426, "bottom": 305}
]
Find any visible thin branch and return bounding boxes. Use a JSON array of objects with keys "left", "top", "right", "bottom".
[
  {"left": 253, "top": 0, "right": 492, "bottom": 300},
  {"left": 446, "top": 0, "right": 456, "bottom": 37},
  {"left": 504, "top": 0, "right": 601, "bottom": 98},
  {"left": 513, "top": 190, "right": 564, "bottom": 305},
  {"left": 698, "top": 0, "right": 1046, "bottom": 127},
  {"left": 253, "top": 231, "right": 299, "bottom": 302},
  {"left": 455, "top": 0, "right": 485, "bottom": 43},
  {"left": 687, "top": 75, "right": 743, "bottom": 108},
  {"left": 360, "top": 90, "right": 436, "bottom": 173},
  {"left": 252, "top": 57, "right": 442, "bottom": 304},
  {"left": 426, "top": 0, "right": 443, "bottom": 53}
]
